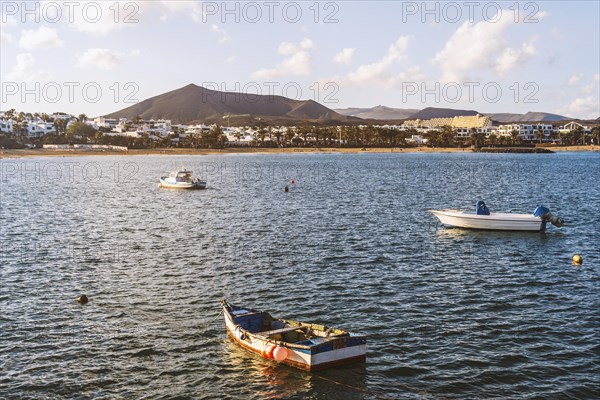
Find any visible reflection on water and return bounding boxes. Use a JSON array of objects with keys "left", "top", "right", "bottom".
[{"left": 1, "top": 152, "right": 598, "bottom": 399}]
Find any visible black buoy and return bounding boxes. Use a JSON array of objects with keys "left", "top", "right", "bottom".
[
  {"left": 76, "top": 294, "right": 88, "bottom": 304},
  {"left": 284, "top": 186, "right": 289, "bottom": 192}
]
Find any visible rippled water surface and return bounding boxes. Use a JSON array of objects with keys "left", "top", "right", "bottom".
[{"left": 1, "top": 152, "right": 599, "bottom": 399}]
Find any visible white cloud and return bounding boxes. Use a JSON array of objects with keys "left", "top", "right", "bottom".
[
  {"left": 1, "top": 30, "right": 14, "bottom": 45},
  {"left": 42, "top": 1, "right": 135, "bottom": 36},
  {"left": 1, "top": 15, "right": 17, "bottom": 26},
  {"left": 4, "top": 53, "right": 49, "bottom": 82},
  {"left": 345, "top": 36, "right": 413, "bottom": 85},
  {"left": 568, "top": 73, "right": 583, "bottom": 86},
  {"left": 321, "top": 36, "right": 424, "bottom": 89},
  {"left": 154, "top": 1, "right": 203, "bottom": 22},
  {"left": 18, "top": 26, "right": 64, "bottom": 49},
  {"left": 76, "top": 48, "right": 122, "bottom": 70},
  {"left": 333, "top": 48, "right": 356, "bottom": 65},
  {"left": 564, "top": 96, "right": 599, "bottom": 119},
  {"left": 252, "top": 38, "right": 313, "bottom": 79},
  {"left": 433, "top": 11, "right": 538, "bottom": 82},
  {"left": 581, "top": 74, "right": 600, "bottom": 95},
  {"left": 226, "top": 55, "right": 237, "bottom": 63},
  {"left": 495, "top": 37, "right": 537, "bottom": 76},
  {"left": 211, "top": 24, "right": 229, "bottom": 43}
]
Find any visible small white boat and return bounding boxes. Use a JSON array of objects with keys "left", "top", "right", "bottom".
[
  {"left": 222, "top": 299, "right": 366, "bottom": 371},
  {"left": 430, "top": 201, "right": 563, "bottom": 232},
  {"left": 159, "top": 168, "right": 206, "bottom": 189}
]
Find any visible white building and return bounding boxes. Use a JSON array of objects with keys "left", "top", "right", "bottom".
[
  {"left": 0, "top": 117, "right": 56, "bottom": 137},
  {"left": 93, "top": 117, "right": 118, "bottom": 129},
  {"left": 26, "top": 120, "right": 56, "bottom": 137},
  {"left": 0, "top": 118, "right": 14, "bottom": 134},
  {"left": 496, "top": 123, "right": 554, "bottom": 141}
]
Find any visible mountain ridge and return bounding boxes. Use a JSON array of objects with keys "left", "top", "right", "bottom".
[
  {"left": 105, "top": 84, "right": 357, "bottom": 124},
  {"left": 335, "top": 105, "right": 574, "bottom": 122}
]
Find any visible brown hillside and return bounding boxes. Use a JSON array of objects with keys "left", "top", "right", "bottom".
[{"left": 105, "top": 84, "right": 357, "bottom": 124}]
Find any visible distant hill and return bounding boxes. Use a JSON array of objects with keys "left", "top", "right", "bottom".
[
  {"left": 486, "top": 111, "right": 571, "bottom": 123},
  {"left": 336, "top": 105, "right": 574, "bottom": 123},
  {"left": 105, "top": 84, "right": 357, "bottom": 124},
  {"left": 334, "top": 105, "right": 419, "bottom": 120},
  {"left": 408, "top": 107, "right": 480, "bottom": 119}
]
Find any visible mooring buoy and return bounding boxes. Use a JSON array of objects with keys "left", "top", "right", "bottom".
[{"left": 76, "top": 294, "right": 89, "bottom": 304}]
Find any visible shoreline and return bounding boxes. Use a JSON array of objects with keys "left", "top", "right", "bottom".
[{"left": 1, "top": 145, "right": 598, "bottom": 159}]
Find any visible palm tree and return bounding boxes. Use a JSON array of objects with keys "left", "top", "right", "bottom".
[
  {"left": 285, "top": 127, "right": 296, "bottom": 145},
  {"left": 4, "top": 108, "right": 16, "bottom": 120},
  {"left": 571, "top": 127, "right": 582, "bottom": 145},
  {"left": 510, "top": 129, "right": 520, "bottom": 145},
  {"left": 470, "top": 130, "right": 485, "bottom": 148},
  {"left": 440, "top": 125, "right": 455, "bottom": 147},
  {"left": 423, "top": 130, "right": 441, "bottom": 147},
  {"left": 274, "top": 129, "right": 283, "bottom": 146},
  {"left": 591, "top": 126, "right": 600, "bottom": 145},
  {"left": 256, "top": 129, "right": 266, "bottom": 146},
  {"left": 534, "top": 129, "right": 543, "bottom": 144},
  {"left": 20, "top": 120, "right": 29, "bottom": 140},
  {"left": 78, "top": 113, "right": 88, "bottom": 122},
  {"left": 574, "top": 125, "right": 585, "bottom": 145}
]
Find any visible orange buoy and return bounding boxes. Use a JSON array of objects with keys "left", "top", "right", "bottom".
[
  {"left": 266, "top": 344, "right": 276, "bottom": 359},
  {"left": 273, "top": 346, "right": 287, "bottom": 361}
]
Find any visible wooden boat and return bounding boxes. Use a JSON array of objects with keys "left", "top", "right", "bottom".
[
  {"left": 222, "top": 299, "right": 366, "bottom": 371},
  {"left": 430, "top": 201, "right": 563, "bottom": 232},
  {"left": 159, "top": 168, "right": 206, "bottom": 189}
]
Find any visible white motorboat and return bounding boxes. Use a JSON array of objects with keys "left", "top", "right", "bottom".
[
  {"left": 159, "top": 168, "right": 206, "bottom": 189},
  {"left": 430, "top": 201, "right": 563, "bottom": 232}
]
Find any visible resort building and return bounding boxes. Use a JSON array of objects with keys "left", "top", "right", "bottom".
[
  {"left": 554, "top": 121, "right": 591, "bottom": 135},
  {"left": 496, "top": 124, "right": 554, "bottom": 141},
  {"left": 403, "top": 114, "right": 493, "bottom": 137}
]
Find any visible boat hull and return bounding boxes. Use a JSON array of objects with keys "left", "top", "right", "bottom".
[
  {"left": 430, "top": 210, "right": 544, "bottom": 231},
  {"left": 159, "top": 178, "right": 206, "bottom": 189},
  {"left": 223, "top": 302, "right": 366, "bottom": 371}
]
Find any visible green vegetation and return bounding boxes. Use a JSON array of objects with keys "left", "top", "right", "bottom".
[{"left": 2, "top": 108, "right": 599, "bottom": 149}]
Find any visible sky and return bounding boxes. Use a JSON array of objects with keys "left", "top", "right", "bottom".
[{"left": 1, "top": 0, "right": 599, "bottom": 119}]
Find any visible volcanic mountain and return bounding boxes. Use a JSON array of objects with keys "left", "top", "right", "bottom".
[{"left": 104, "top": 84, "right": 357, "bottom": 124}]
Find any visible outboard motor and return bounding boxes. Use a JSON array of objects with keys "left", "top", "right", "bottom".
[
  {"left": 533, "top": 205, "right": 564, "bottom": 227},
  {"left": 476, "top": 200, "right": 490, "bottom": 215}
]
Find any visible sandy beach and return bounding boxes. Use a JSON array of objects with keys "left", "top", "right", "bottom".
[{"left": 0, "top": 145, "right": 598, "bottom": 159}]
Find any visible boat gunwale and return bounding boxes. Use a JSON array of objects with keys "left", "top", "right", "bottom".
[
  {"left": 429, "top": 209, "right": 542, "bottom": 222},
  {"left": 222, "top": 301, "right": 363, "bottom": 351}
]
